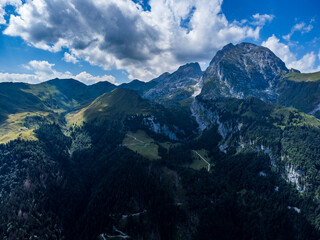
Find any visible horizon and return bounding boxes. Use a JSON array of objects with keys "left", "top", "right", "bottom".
[
  {"left": 0, "top": 0, "right": 319, "bottom": 85},
  {"left": 1, "top": 41, "right": 319, "bottom": 86}
]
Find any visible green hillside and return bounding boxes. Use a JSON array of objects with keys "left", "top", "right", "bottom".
[
  {"left": 277, "top": 76, "right": 320, "bottom": 114},
  {"left": 66, "top": 88, "right": 157, "bottom": 126},
  {"left": 23, "top": 78, "right": 116, "bottom": 111},
  {"left": 0, "top": 78, "right": 117, "bottom": 123},
  {"left": 284, "top": 71, "right": 320, "bottom": 82},
  {"left": 219, "top": 96, "right": 320, "bottom": 128},
  {"left": 0, "top": 82, "right": 47, "bottom": 122},
  {"left": 122, "top": 130, "right": 161, "bottom": 160},
  {"left": 23, "top": 78, "right": 88, "bottom": 111},
  {"left": 0, "top": 79, "right": 117, "bottom": 143}
]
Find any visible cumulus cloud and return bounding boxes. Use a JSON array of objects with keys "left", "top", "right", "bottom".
[
  {"left": 29, "top": 60, "right": 55, "bottom": 74},
  {"left": 0, "top": 60, "right": 116, "bottom": 85},
  {"left": 3, "top": 0, "right": 270, "bottom": 81},
  {"left": 0, "top": 0, "right": 21, "bottom": 24},
  {"left": 75, "top": 71, "right": 116, "bottom": 85},
  {"left": 262, "top": 35, "right": 320, "bottom": 72},
  {"left": 283, "top": 20, "right": 314, "bottom": 41},
  {"left": 63, "top": 52, "right": 78, "bottom": 64}
]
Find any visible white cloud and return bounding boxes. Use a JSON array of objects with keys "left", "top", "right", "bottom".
[
  {"left": 63, "top": 52, "right": 78, "bottom": 64},
  {"left": 75, "top": 71, "right": 115, "bottom": 85},
  {"left": 251, "top": 13, "right": 274, "bottom": 26},
  {"left": 29, "top": 60, "right": 55, "bottom": 74},
  {"left": 283, "top": 21, "right": 314, "bottom": 41},
  {"left": 0, "top": 0, "right": 21, "bottom": 24},
  {"left": 262, "top": 35, "right": 320, "bottom": 73},
  {"left": 289, "top": 52, "right": 319, "bottom": 73},
  {"left": 0, "top": 8, "right": 4, "bottom": 24},
  {"left": 0, "top": 60, "right": 116, "bottom": 85},
  {"left": 3, "top": 0, "right": 270, "bottom": 81},
  {"left": 262, "top": 35, "right": 295, "bottom": 65},
  {"left": 0, "top": 72, "right": 41, "bottom": 83}
]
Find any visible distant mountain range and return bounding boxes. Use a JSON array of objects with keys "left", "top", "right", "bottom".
[
  {"left": 1, "top": 42, "right": 320, "bottom": 240},
  {"left": 2, "top": 42, "right": 320, "bottom": 123}
]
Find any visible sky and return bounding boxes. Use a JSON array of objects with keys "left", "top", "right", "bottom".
[{"left": 0, "top": 0, "right": 319, "bottom": 85}]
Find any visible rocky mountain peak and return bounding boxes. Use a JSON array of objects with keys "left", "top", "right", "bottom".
[
  {"left": 143, "top": 62, "right": 202, "bottom": 105},
  {"left": 200, "top": 42, "right": 289, "bottom": 101},
  {"left": 151, "top": 72, "right": 171, "bottom": 83},
  {"left": 176, "top": 62, "right": 202, "bottom": 77},
  {"left": 208, "top": 43, "right": 235, "bottom": 66}
]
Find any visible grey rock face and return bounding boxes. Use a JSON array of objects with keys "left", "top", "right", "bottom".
[
  {"left": 200, "top": 42, "right": 289, "bottom": 102},
  {"left": 143, "top": 62, "right": 202, "bottom": 105}
]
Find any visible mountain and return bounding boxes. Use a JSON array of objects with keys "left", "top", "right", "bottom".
[
  {"left": 118, "top": 79, "right": 156, "bottom": 96},
  {"left": 3, "top": 42, "right": 320, "bottom": 240},
  {"left": 67, "top": 88, "right": 156, "bottom": 125},
  {"left": 198, "top": 42, "right": 320, "bottom": 117},
  {"left": 200, "top": 42, "right": 289, "bottom": 101},
  {"left": 0, "top": 82, "right": 47, "bottom": 122},
  {"left": 0, "top": 82, "right": 55, "bottom": 144},
  {"left": 88, "top": 81, "right": 117, "bottom": 96},
  {"left": 25, "top": 78, "right": 117, "bottom": 111},
  {"left": 0, "top": 79, "right": 117, "bottom": 144},
  {"left": 143, "top": 62, "right": 202, "bottom": 106},
  {"left": 67, "top": 88, "right": 197, "bottom": 140},
  {"left": 193, "top": 94, "right": 320, "bottom": 152}
]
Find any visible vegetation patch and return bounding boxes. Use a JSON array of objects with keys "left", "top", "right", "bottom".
[
  {"left": 159, "top": 141, "right": 180, "bottom": 150},
  {"left": 271, "top": 107, "right": 320, "bottom": 129},
  {"left": 65, "top": 108, "right": 87, "bottom": 127},
  {"left": 284, "top": 71, "right": 320, "bottom": 82},
  {"left": 122, "top": 130, "right": 161, "bottom": 160},
  {"left": 0, "top": 111, "right": 59, "bottom": 144},
  {"left": 188, "top": 149, "right": 211, "bottom": 171}
]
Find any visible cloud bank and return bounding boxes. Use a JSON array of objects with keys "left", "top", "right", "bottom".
[
  {"left": 262, "top": 35, "right": 320, "bottom": 73},
  {"left": 3, "top": 0, "right": 269, "bottom": 81}
]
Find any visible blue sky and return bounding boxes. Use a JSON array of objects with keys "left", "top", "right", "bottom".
[
  {"left": 223, "top": 0, "right": 320, "bottom": 56},
  {"left": 0, "top": 0, "right": 319, "bottom": 85}
]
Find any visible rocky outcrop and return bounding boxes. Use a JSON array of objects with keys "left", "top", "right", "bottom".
[
  {"left": 142, "top": 115, "right": 179, "bottom": 140},
  {"left": 200, "top": 42, "right": 289, "bottom": 102},
  {"left": 144, "top": 62, "right": 202, "bottom": 105},
  {"left": 284, "top": 165, "right": 305, "bottom": 192},
  {"left": 191, "top": 97, "right": 240, "bottom": 152}
]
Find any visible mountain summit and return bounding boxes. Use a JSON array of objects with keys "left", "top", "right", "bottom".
[
  {"left": 200, "top": 42, "right": 289, "bottom": 101},
  {"left": 143, "top": 62, "right": 202, "bottom": 105}
]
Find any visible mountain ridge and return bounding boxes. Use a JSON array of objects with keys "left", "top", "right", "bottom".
[{"left": 2, "top": 42, "right": 320, "bottom": 239}]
